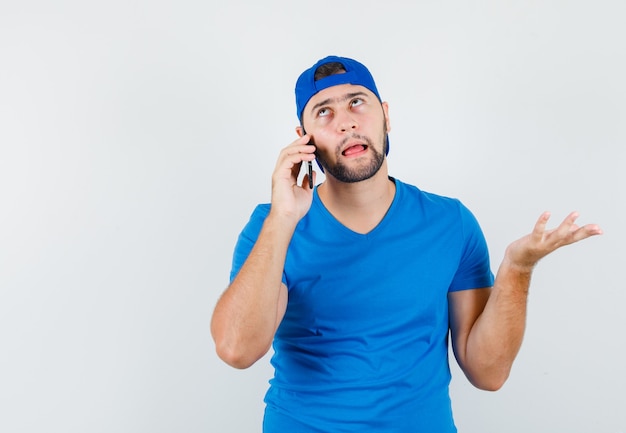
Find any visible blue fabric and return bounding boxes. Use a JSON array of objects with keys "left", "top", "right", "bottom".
[
  {"left": 230, "top": 178, "right": 494, "bottom": 432},
  {"left": 295, "top": 55, "right": 381, "bottom": 121}
]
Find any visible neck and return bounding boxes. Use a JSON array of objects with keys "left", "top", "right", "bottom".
[{"left": 317, "top": 162, "right": 395, "bottom": 234}]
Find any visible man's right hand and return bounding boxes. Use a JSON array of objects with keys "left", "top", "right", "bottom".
[{"left": 270, "top": 134, "right": 317, "bottom": 223}]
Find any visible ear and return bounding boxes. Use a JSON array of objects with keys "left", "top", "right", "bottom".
[
  {"left": 381, "top": 102, "right": 392, "bottom": 134},
  {"left": 295, "top": 126, "right": 305, "bottom": 137}
]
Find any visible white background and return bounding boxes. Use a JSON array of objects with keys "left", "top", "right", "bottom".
[{"left": 1, "top": 1, "right": 624, "bottom": 432}]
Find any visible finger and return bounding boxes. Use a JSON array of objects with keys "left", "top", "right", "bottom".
[
  {"left": 288, "top": 133, "right": 314, "bottom": 149},
  {"left": 277, "top": 146, "right": 316, "bottom": 168},
  {"left": 549, "top": 211, "right": 578, "bottom": 237},
  {"left": 568, "top": 223, "right": 604, "bottom": 243},
  {"left": 282, "top": 151, "right": 316, "bottom": 168},
  {"left": 303, "top": 168, "right": 317, "bottom": 190},
  {"left": 531, "top": 211, "right": 551, "bottom": 239},
  {"left": 290, "top": 159, "right": 303, "bottom": 180},
  {"left": 274, "top": 152, "right": 317, "bottom": 187},
  {"left": 563, "top": 211, "right": 580, "bottom": 228},
  {"left": 280, "top": 147, "right": 316, "bottom": 167},
  {"left": 550, "top": 210, "right": 603, "bottom": 245},
  {"left": 278, "top": 136, "right": 311, "bottom": 159}
]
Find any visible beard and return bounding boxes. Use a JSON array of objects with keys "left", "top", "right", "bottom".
[{"left": 316, "top": 122, "right": 388, "bottom": 183}]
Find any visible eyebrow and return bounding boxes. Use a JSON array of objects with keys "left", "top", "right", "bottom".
[{"left": 309, "top": 91, "right": 369, "bottom": 116}]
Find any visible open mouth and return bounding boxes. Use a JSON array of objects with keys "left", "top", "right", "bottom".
[{"left": 342, "top": 144, "right": 368, "bottom": 156}]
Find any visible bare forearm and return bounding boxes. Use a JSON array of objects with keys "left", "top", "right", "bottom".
[
  {"left": 211, "top": 213, "right": 295, "bottom": 368},
  {"left": 464, "top": 259, "right": 531, "bottom": 390}
]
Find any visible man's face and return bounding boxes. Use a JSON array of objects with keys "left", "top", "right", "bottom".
[{"left": 300, "top": 84, "right": 390, "bottom": 183}]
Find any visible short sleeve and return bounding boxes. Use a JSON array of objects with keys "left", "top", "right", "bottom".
[
  {"left": 448, "top": 203, "right": 494, "bottom": 292},
  {"left": 229, "top": 204, "right": 271, "bottom": 283}
]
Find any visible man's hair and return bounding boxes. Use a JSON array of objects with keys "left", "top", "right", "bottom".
[{"left": 314, "top": 62, "right": 346, "bottom": 81}]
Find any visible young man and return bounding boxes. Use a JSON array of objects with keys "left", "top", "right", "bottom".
[{"left": 211, "top": 56, "right": 602, "bottom": 432}]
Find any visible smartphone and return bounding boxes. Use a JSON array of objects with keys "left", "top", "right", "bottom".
[{"left": 307, "top": 138, "right": 314, "bottom": 188}]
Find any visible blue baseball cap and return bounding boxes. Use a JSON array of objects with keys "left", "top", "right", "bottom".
[
  {"left": 295, "top": 55, "right": 382, "bottom": 120},
  {"left": 294, "top": 55, "right": 389, "bottom": 155}
]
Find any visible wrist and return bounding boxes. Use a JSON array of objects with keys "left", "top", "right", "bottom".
[
  {"left": 265, "top": 209, "right": 300, "bottom": 232},
  {"left": 501, "top": 250, "right": 537, "bottom": 275}
]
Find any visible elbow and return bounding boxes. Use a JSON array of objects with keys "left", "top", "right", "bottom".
[
  {"left": 474, "top": 377, "right": 506, "bottom": 392},
  {"left": 212, "top": 328, "right": 269, "bottom": 369},
  {"left": 215, "top": 346, "right": 256, "bottom": 370},
  {"left": 210, "top": 308, "right": 273, "bottom": 369},
  {"left": 468, "top": 368, "right": 510, "bottom": 392},
  {"left": 214, "top": 342, "right": 257, "bottom": 369},
  {"left": 457, "top": 349, "right": 515, "bottom": 392}
]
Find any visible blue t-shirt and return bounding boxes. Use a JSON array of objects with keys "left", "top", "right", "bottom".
[{"left": 230, "top": 178, "right": 494, "bottom": 432}]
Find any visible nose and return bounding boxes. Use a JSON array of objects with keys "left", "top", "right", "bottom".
[{"left": 336, "top": 110, "right": 358, "bottom": 133}]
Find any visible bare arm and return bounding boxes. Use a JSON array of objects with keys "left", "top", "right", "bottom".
[
  {"left": 449, "top": 211, "right": 603, "bottom": 390},
  {"left": 211, "top": 135, "right": 317, "bottom": 369}
]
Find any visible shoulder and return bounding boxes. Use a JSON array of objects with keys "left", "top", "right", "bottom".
[
  {"left": 250, "top": 203, "right": 271, "bottom": 218},
  {"left": 392, "top": 179, "right": 484, "bottom": 235},
  {"left": 394, "top": 178, "right": 465, "bottom": 212},
  {"left": 240, "top": 203, "right": 271, "bottom": 237}
]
